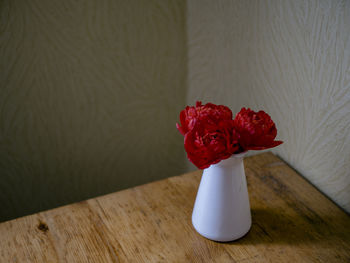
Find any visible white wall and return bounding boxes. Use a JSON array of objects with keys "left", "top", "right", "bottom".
[
  {"left": 1, "top": 0, "right": 349, "bottom": 222},
  {"left": 187, "top": 0, "right": 350, "bottom": 212},
  {"left": 0, "top": 0, "right": 187, "bottom": 222}
]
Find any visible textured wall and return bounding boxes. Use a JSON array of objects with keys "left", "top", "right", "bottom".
[
  {"left": 0, "top": 0, "right": 187, "bottom": 222},
  {"left": 1, "top": 0, "right": 349, "bottom": 223},
  {"left": 187, "top": 0, "right": 350, "bottom": 212}
]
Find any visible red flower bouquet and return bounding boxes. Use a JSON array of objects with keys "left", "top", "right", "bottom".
[{"left": 177, "top": 102, "right": 283, "bottom": 169}]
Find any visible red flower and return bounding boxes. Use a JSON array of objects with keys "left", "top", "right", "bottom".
[
  {"left": 234, "top": 108, "right": 283, "bottom": 150},
  {"left": 184, "top": 119, "right": 240, "bottom": 169},
  {"left": 176, "top": 102, "right": 283, "bottom": 169},
  {"left": 176, "top": 101, "right": 233, "bottom": 136}
]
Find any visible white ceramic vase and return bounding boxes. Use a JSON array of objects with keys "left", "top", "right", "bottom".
[{"left": 192, "top": 153, "right": 252, "bottom": 242}]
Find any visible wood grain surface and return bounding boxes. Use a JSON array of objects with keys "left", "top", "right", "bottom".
[{"left": 1, "top": 153, "right": 349, "bottom": 262}]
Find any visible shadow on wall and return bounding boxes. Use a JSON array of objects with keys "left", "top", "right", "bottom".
[{"left": 0, "top": 0, "right": 188, "bottom": 222}]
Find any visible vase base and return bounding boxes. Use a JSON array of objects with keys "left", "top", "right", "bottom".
[{"left": 192, "top": 219, "right": 252, "bottom": 242}]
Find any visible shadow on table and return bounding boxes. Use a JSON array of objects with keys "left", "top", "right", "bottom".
[{"left": 226, "top": 208, "right": 348, "bottom": 245}]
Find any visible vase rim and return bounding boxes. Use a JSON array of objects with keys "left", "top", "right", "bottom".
[
  {"left": 208, "top": 151, "right": 247, "bottom": 168},
  {"left": 230, "top": 151, "right": 247, "bottom": 158}
]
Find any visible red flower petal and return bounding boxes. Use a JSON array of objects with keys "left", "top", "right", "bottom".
[
  {"left": 234, "top": 108, "right": 283, "bottom": 151},
  {"left": 177, "top": 103, "right": 283, "bottom": 169},
  {"left": 176, "top": 101, "right": 233, "bottom": 136},
  {"left": 184, "top": 119, "right": 240, "bottom": 169}
]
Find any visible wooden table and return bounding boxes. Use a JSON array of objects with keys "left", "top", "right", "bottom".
[{"left": 1, "top": 153, "right": 350, "bottom": 262}]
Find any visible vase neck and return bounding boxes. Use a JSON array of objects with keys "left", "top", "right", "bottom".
[{"left": 209, "top": 154, "right": 245, "bottom": 169}]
